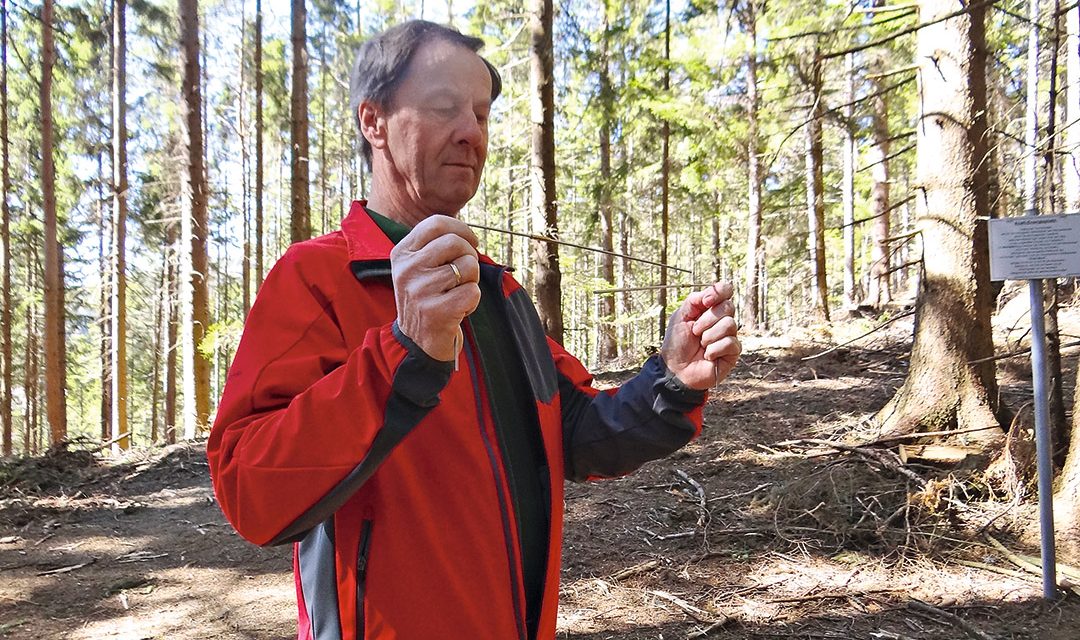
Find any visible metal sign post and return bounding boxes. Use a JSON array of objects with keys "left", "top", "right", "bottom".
[
  {"left": 988, "top": 213, "right": 1080, "bottom": 600},
  {"left": 1026, "top": 276, "right": 1057, "bottom": 600}
]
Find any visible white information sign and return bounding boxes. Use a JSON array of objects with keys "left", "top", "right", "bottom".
[{"left": 988, "top": 213, "right": 1080, "bottom": 281}]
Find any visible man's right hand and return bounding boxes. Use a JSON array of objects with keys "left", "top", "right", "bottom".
[{"left": 390, "top": 215, "right": 482, "bottom": 362}]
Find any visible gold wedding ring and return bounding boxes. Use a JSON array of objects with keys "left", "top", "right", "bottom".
[{"left": 449, "top": 262, "right": 462, "bottom": 286}]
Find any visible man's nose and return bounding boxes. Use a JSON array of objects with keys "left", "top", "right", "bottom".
[{"left": 455, "top": 113, "right": 484, "bottom": 148}]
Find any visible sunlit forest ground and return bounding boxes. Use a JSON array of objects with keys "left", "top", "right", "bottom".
[{"left": 3, "top": 298, "right": 1080, "bottom": 639}]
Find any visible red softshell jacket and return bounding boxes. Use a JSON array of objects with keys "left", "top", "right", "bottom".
[{"left": 207, "top": 202, "right": 706, "bottom": 640}]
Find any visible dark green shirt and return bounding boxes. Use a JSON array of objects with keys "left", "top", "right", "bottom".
[{"left": 367, "top": 209, "right": 548, "bottom": 638}]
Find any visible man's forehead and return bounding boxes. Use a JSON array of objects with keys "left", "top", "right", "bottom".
[{"left": 403, "top": 39, "right": 492, "bottom": 93}]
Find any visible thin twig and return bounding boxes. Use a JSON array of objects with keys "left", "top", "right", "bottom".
[
  {"left": 907, "top": 598, "right": 996, "bottom": 640},
  {"left": 822, "top": 0, "right": 997, "bottom": 60},
  {"left": 467, "top": 222, "right": 691, "bottom": 274},
  {"left": 800, "top": 309, "right": 916, "bottom": 361}
]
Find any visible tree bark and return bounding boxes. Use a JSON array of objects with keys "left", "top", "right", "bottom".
[
  {"left": 529, "top": 0, "right": 564, "bottom": 343},
  {"left": 1067, "top": 3, "right": 1080, "bottom": 212},
  {"left": 290, "top": 0, "right": 310, "bottom": 243},
  {"left": 842, "top": 52, "right": 857, "bottom": 311},
  {"left": 741, "top": 2, "right": 763, "bottom": 330},
  {"left": 0, "top": 0, "right": 10, "bottom": 457},
  {"left": 164, "top": 222, "right": 178, "bottom": 445},
  {"left": 98, "top": 154, "right": 111, "bottom": 443},
  {"left": 805, "top": 50, "right": 829, "bottom": 322},
  {"left": 111, "top": 0, "right": 130, "bottom": 452},
  {"left": 240, "top": 0, "right": 250, "bottom": 317},
  {"left": 867, "top": 68, "right": 892, "bottom": 308},
  {"left": 179, "top": 0, "right": 211, "bottom": 439},
  {"left": 255, "top": 0, "right": 264, "bottom": 290},
  {"left": 597, "top": 0, "right": 616, "bottom": 361},
  {"left": 24, "top": 250, "right": 37, "bottom": 455},
  {"left": 877, "top": 0, "right": 998, "bottom": 437},
  {"left": 41, "top": 0, "right": 67, "bottom": 448},
  {"left": 658, "top": 0, "right": 671, "bottom": 340}
]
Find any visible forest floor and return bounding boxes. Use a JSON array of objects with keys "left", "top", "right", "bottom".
[{"left": 4, "top": 295, "right": 1080, "bottom": 639}]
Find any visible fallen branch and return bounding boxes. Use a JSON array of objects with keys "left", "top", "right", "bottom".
[
  {"left": 984, "top": 534, "right": 1080, "bottom": 596},
  {"left": 686, "top": 616, "right": 734, "bottom": 639},
  {"left": 674, "top": 469, "right": 708, "bottom": 528},
  {"left": 36, "top": 559, "right": 96, "bottom": 576},
  {"left": 647, "top": 589, "right": 714, "bottom": 623},
  {"left": 955, "top": 559, "right": 1035, "bottom": 582},
  {"left": 609, "top": 559, "right": 659, "bottom": 581},
  {"left": 907, "top": 598, "right": 995, "bottom": 640},
  {"left": 773, "top": 439, "right": 926, "bottom": 488}
]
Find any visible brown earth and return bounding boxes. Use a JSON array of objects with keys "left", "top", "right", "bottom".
[{"left": 3, "top": 314, "right": 1080, "bottom": 639}]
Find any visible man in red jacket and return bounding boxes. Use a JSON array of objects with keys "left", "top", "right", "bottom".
[{"left": 208, "top": 20, "right": 740, "bottom": 640}]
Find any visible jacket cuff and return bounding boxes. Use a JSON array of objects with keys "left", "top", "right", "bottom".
[
  {"left": 652, "top": 355, "right": 707, "bottom": 415},
  {"left": 390, "top": 321, "right": 453, "bottom": 407}
]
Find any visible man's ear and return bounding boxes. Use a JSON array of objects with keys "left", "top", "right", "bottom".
[{"left": 358, "top": 100, "right": 389, "bottom": 152}]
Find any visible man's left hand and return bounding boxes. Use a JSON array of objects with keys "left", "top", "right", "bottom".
[{"left": 660, "top": 282, "right": 741, "bottom": 390}]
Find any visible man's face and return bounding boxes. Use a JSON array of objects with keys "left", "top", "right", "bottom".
[{"left": 379, "top": 39, "right": 492, "bottom": 216}]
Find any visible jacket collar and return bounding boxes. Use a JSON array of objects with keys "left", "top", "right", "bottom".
[
  {"left": 342, "top": 200, "right": 396, "bottom": 263},
  {"left": 343, "top": 200, "right": 502, "bottom": 280}
]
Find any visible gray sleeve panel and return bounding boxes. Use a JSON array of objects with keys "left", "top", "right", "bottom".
[
  {"left": 562, "top": 355, "right": 704, "bottom": 481},
  {"left": 298, "top": 518, "right": 344, "bottom": 640}
]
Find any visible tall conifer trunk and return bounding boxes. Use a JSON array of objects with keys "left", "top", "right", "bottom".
[
  {"left": 179, "top": 0, "right": 211, "bottom": 439},
  {"left": 658, "top": 0, "right": 671, "bottom": 339},
  {"left": 805, "top": 49, "right": 829, "bottom": 322},
  {"left": 597, "top": 1, "right": 616, "bottom": 361},
  {"left": 842, "top": 53, "right": 857, "bottom": 311},
  {"left": 529, "top": 0, "right": 564, "bottom": 342},
  {"left": 0, "top": 0, "right": 10, "bottom": 456},
  {"left": 111, "top": 0, "right": 130, "bottom": 452},
  {"left": 254, "top": 0, "right": 264, "bottom": 290},
  {"left": 41, "top": 0, "right": 67, "bottom": 448},
  {"left": 290, "top": 0, "right": 310, "bottom": 243},
  {"left": 741, "top": 2, "right": 763, "bottom": 330},
  {"left": 877, "top": 0, "right": 998, "bottom": 437}
]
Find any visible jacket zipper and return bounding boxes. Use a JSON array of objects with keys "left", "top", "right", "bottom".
[
  {"left": 355, "top": 519, "right": 373, "bottom": 639},
  {"left": 461, "top": 320, "right": 528, "bottom": 640}
]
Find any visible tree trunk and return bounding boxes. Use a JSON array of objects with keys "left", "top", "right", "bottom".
[
  {"left": 290, "top": 0, "right": 310, "bottom": 244},
  {"left": 240, "top": 0, "right": 250, "bottom": 317},
  {"left": 98, "top": 154, "right": 111, "bottom": 443},
  {"left": 0, "top": 0, "right": 10, "bottom": 457},
  {"left": 741, "top": 3, "right": 763, "bottom": 331},
  {"left": 41, "top": 0, "right": 67, "bottom": 449},
  {"left": 529, "top": 0, "right": 564, "bottom": 343},
  {"left": 255, "top": 0, "right": 264, "bottom": 291},
  {"left": 111, "top": 0, "right": 130, "bottom": 452},
  {"left": 1040, "top": 4, "right": 1069, "bottom": 457},
  {"left": 1068, "top": 3, "right": 1080, "bottom": 212},
  {"left": 164, "top": 222, "right": 178, "bottom": 444},
  {"left": 150, "top": 255, "right": 163, "bottom": 444},
  {"left": 877, "top": 0, "right": 998, "bottom": 437},
  {"left": 319, "top": 20, "right": 327, "bottom": 235},
  {"left": 179, "top": 0, "right": 211, "bottom": 439},
  {"left": 24, "top": 250, "right": 37, "bottom": 455},
  {"left": 867, "top": 71, "right": 892, "bottom": 308},
  {"left": 805, "top": 50, "right": 829, "bottom": 322},
  {"left": 842, "top": 52, "right": 857, "bottom": 311},
  {"left": 658, "top": 0, "right": 671, "bottom": 341},
  {"left": 597, "top": 1, "right": 616, "bottom": 361}
]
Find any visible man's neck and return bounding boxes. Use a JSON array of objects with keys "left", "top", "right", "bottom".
[{"left": 366, "top": 169, "right": 459, "bottom": 228}]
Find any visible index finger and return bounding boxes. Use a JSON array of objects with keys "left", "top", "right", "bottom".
[
  {"left": 683, "top": 282, "right": 734, "bottom": 321},
  {"left": 399, "top": 214, "right": 480, "bottom": 251}
]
